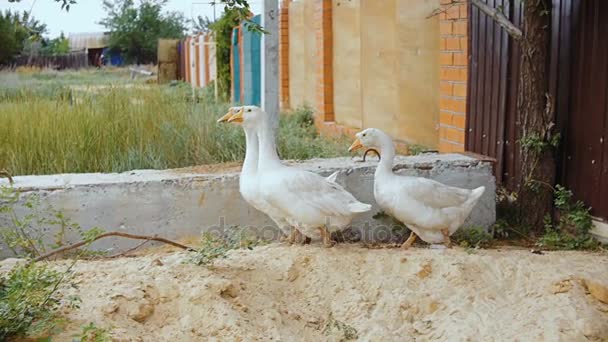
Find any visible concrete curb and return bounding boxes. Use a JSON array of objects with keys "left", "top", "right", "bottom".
[{"left": 0, "top": 154, "right": 495, "bottom": 257}]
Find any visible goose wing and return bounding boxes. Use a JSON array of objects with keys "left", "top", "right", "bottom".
[
  {"left": 263, "top": 169, "right": 370, "bottom": 221},
  {"left": 403, "top": 177, "right": 472, "bottom": 209}
]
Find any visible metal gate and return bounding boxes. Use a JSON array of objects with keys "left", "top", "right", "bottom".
[
  {"left": 467, "top": 0, "right": 608, "bottom": 220},
  {"left": 563, "top": 0, "right": 608, "bottom": 220},
  {"left": 467, "top": 0, "right": 521, "bottom": 189}
]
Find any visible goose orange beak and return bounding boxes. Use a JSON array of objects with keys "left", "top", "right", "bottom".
[
  {"left": 217, "top": 109, "right": 233, "bottom": 123},
  {"left": 227, "top": 107, "right": 244, "bottom": 123},
  {"left": 349, "top": 138, "right": 364, "bottom": 152}
]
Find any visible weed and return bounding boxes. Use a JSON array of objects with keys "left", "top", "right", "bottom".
[
  {"left": 407, "top": 144, "right": 430, "bottom": 156},
  {"left": 372, "top": 211, "right": 411, "bottom": 242},
  {"left": 0, "top": 71, "right": 350, "bottom": 176},
  {"left": 277, "top": 107, "right": 351, "bottom": 161},
  {"left": 538, "top": 185, "right": 599, "bottom": 250},
  {"left": 0, "top": 262, "right": 67, "bottom": 340},
  {"left": 75, "top": 322, "right": 111, "bottom": 342},
  {"left": 453, "top": 226, "right": 493, "bottom": 248},
  {"left": 190, "top": 228, "right": 266, "bottom": 266},
  {"left": 322, "top": 312, "right": 358, "bottom": 341}
]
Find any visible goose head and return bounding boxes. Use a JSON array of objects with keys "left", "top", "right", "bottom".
[
  {"left": 349, "top": 128, "right": 392, "bottom": 152},
  {"left": 217, "top": 106, "right": 241, "bottom": 123},
  {"left": 227, "top": 105, "right": 264, "bottom": 128}
]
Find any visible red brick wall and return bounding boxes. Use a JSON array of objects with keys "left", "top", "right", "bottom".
[
  {"left": 438, "top": 0, "right": 468, "bottom": 152},
  {"left": 314, "top": 0, "right": 334, "bottom": 122},
  {"left": 279, "top": 0, "right": 290, "bottom": 109}
]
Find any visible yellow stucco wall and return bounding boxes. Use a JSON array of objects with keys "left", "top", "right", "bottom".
[
  {"left": 288, "top": 0, "right": 316, "bottom": 109},
  {"left": 331, "top": 0, "right": 440, "bottom": 148},
  {"left": 395, "top": 0, "right": 440, "bottom": 147},
  {"left": 332, "top": 0, "right": 363, "bottom": 129}
]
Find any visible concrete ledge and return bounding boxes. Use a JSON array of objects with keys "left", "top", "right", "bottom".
[{"left": 0, "top": 154, "right": 495, "bottom": 257}]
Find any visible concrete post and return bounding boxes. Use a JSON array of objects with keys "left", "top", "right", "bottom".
[{"left": 262, "top": 0, "right": 280, "bottom": 130}]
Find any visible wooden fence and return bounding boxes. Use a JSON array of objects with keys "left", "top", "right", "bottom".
[{"left": 10, "top": 52, "right": 89, "bottom": 70}]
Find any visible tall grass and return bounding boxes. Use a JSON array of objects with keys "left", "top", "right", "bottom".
[{"left": 0, "top": 71, "right": 350, "bottom": 176}]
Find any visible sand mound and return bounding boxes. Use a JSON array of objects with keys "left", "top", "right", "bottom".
[{"left": 9, "top": 245, "right": 608, "bottom": 341}]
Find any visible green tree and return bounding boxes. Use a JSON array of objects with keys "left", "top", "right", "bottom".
[
  {"left": 0, "top": 10, "right": 46, "bottom": 64},
  {"left": 40, "top": 32, "right": 70, "bottom": 56},
  {"left": 208, "top": 9, "right": 241, "bottom": 100},
  {"left": 100, "top": 0, "right": 187, "bottom": 64}
]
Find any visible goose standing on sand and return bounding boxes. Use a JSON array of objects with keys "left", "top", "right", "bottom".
[
  {"left": 349, "top": 128, "right": 485, "bottom": 249},
  {"left": 218, "top": 107, "right": 338, "bottom": 243},
  {"left": 229, "top": 106, "right": 371, "bottom": 247}
]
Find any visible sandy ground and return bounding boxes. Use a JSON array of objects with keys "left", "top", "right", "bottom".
[{"left": 3, "top": 245, "right": 608, "bottom": 341}]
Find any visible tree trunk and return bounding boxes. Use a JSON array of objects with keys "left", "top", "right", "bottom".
[{"left": 516, "top": 0, "right": 555, "bottom": 232}]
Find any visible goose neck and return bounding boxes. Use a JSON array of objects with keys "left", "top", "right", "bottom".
[
  {"left": 257, "top": 119, "right": 282, "bottom": 170},
  {"left": 376, "top": 139, "right": 396, "bottom": 176},
  {"left": 241, "top": 127, "right": 258, "bottom": 176}
]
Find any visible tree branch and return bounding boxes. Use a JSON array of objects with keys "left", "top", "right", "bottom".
[
  {"left": 34, "top": 231, "right": 194, "bottom": 262},
  {"left": 471, "top": 0, "right": 522, "bottom": 40}
]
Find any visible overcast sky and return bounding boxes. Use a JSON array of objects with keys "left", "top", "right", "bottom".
[{"left": 0, "top": 0, "right": 263, "bottom": 38}]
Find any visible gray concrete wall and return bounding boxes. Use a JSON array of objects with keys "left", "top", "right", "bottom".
[{"left": 0, "top": 154, "right": 495, "bottom": 258}]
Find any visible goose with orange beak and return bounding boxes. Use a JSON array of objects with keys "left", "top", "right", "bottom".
[
  {"left": 217, "top": 106, "right": 303, "bottom": 243},
  {"left": 231, "top": 106, "right": 371, "bottom": 247},
  {"left": 350, "top": 128, "right": 485, "bottom": 249}
]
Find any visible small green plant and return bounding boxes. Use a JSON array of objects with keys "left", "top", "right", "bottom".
[
  {"left": 190, "top": 228, "right": 266, "bottom": 266},
  {"left": 322, "top": 312, "right": 358, "bottom": 341},
  {"left": 519, "top": 132, "right": 560, "bottom": 156},
  {"left": 0, "top": 262, "right": 67, "bottom": 340},
  {"left": 453, "top": 226, "right": 493, "bottom": 248},
  {"left": 0, "top": 185, "right": 106, "bottom": 259},
  {"left": 538, "top": 185, "right": 599, "bottom": 250},
  {"left": 75, "top": 322, "right": 111, "bottom": 342}
]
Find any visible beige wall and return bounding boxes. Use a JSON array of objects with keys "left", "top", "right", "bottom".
[
  {"left": 288, "top": 0, "right": 316, "bottom": 109},
  {"left": 332, "top": 0, "right": 363, "bottom": 129},
  {"left": 395, "top": 0, "right": 440, "bottom": 147},
  {"left": 331, "top": 0, "right": 440, "bottom": 147}
]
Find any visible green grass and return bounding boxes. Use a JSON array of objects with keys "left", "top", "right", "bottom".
[{"left": 0, "top": 70, "right": 350, "bottom": 176}]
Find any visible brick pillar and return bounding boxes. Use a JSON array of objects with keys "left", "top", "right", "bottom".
[
  {"left": 239, "top": 25, "right": 244, "bottom": 103},
  {"left": 438, "top": 0, "right": 468, "bottom": 153},
  {"left": 279, "top": 0, "right": 290, "bottom": 109},
  {"left": 204, "top": 34, "right": 210, "bottom": 86},
  {"left": 315, "top": 0, "right": 334, "bottom": 122}
]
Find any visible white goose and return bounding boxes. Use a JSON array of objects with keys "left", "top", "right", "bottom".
[
  {"left": 349, "top": 128, "right": 485, "bottom": 248},
  {"left": 218, "top": 107, "right": 338, "bottom": 243},
  {"left": 229, "top": 106, "right": 371, "bottom": 247}
]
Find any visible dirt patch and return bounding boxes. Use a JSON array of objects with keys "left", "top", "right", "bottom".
[{"left": 4, "top": 245, "right": 608, "bottom": 341}]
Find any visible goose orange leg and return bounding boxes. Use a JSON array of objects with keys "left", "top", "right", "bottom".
[
  {"left": 401, "top": 231, "right": 417, "bottom": 250},
  {"left": 285, "top": 227, "right": 300, "bottom": 244},
  {"left": 318, "top": 227, "right": 335, "bottom": 248},
  {"left": 442, "top": 228, "right": 452, "bottom": 248}
]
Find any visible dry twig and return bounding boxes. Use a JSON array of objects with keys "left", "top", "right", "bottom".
[
  {"left": 471, "top": 0, "right": 522, "bottom": 40},
  {"left": 0, "top": 170, "right": 14, "bottom": 185},
  {"left": 34, "top": 231, "right": 194, "bottom": 262}
]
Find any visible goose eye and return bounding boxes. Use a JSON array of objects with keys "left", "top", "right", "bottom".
[
  {"left": 247, "top": 109, "right": 252, "bottom": 112},
  {"left": 362, "top": 133, "right": 366, "bottom": 137}
]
